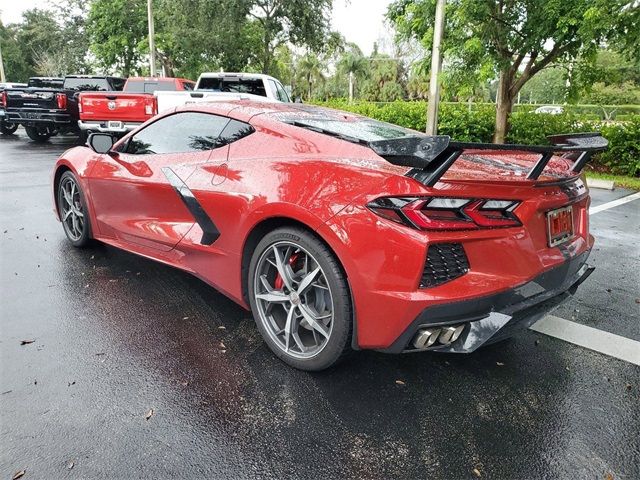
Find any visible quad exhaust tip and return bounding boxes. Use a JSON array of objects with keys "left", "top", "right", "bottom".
[{"left": 412, "top": 324, "right": 465, "bottom": 350}]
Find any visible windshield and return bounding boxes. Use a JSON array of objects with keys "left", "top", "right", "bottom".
[{"left": 197, "top": 77, "right": 267, "bottom": 97}]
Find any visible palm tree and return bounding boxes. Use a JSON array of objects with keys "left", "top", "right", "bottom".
[
  {"left": 337, "top": 49, "right": 369, "bottom": 102},
  {"left": 297, "top": 54, "right": 324, "bottom": 100}
]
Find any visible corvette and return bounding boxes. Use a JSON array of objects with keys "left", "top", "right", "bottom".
[{"left": 52, "top": 100, "right": 606, "bottom": 370}]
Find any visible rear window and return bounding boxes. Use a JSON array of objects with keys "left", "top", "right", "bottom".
[
  {"left": 64, "top": 77, "right": 112, "bottom": 91},
  {"left": 272, "top": 107, "right": 421, "bottom": 143},
  {"left": 197, "top": 77, "right": 267, "bottom": 97},
  {"left": 28, "top": 78, "right": 64, "bottom": 89},
  {"left": 125, "top": 80, "right": 178, "bottom": 93}
]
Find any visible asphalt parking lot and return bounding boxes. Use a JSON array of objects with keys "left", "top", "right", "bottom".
[{"left": 1, "top": 130, "right": 638, "bottom": 479}]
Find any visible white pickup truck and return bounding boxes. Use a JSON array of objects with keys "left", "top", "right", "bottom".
[{"left": 155, "top": 72, "right": 291, "bottom": 113}]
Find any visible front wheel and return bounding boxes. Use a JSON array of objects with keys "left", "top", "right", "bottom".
[
  {"left": 57, "top": 171, "right": 92, "bottom": 247},
  {"left": 25, "top": 126, "right": 53, "bottom": 143},
  {"left": 248, "top": 227, "right": 352, "bottom": 371},
  {"left": 0, "top": 122, "right": 18, "bottom": 135}
]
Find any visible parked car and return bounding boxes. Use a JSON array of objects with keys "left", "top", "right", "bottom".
[
  {"left": 3, "top": 75, "right": 125, "bottom": 142},
  {"left": 78, "top": 77, "right": 195, "bottom": 137},
  {"left": 534, "top": 105, "right": 564, "bottom": 115},
  {"left": 51, "top": 101, "right": 606, "bottom": 370},
  {"left": 1, "top": 82, "right": 28, "bottom": 135},
  {"left": 155, "top": 72, "right": 290, "bottom": 113}
]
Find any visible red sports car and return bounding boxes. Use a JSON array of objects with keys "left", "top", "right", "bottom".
[{"left": 52, "top": 100, "right": 606, "bottom": 370}]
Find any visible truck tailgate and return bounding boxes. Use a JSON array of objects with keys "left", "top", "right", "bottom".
[
  {"left": 79, "top": 93, "right": 156, "bottom": 122},
  {"left": 5, "top": 89, "right": 59, "bottom": 110}
]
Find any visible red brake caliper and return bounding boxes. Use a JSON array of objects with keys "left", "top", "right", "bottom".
[{"left": 274, "top": 253, "right": 299, "bottom": 290}]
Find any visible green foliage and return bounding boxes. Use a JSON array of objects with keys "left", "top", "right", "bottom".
[
  {"left": 86, "top": 0, "right": 147, "bottom": 76},
  {"left": 313, "top": 99, "right": 639, "bottom": 176},
  {"left": 596, "top": 118, "right": 640, "bottom": 176},
  {"left": 388, "top": 0, "right": 633, "bottom": 141},
  {"left": 1, "top": 2, "right": 90, "bottom": 80}
]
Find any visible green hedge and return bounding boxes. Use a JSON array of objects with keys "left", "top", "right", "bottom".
[{"left": 312, "top": 100, "right": 640, "bottom": 177}]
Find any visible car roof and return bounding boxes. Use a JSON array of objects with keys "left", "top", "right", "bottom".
[
  {"left": 127, "top": 77, "right": 193, "bottom": 82},
  {"left": 198, "top": 72, "right": 279, "bottom": 82}
]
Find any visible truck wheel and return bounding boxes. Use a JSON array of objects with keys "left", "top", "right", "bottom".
[
  {"left": 25, "top": 126, "right": 52, "bottom": 143},
  {"left": 77, "top": 130, "right": 88, "bottom": 145},
  {"left": 0, "top": 122, "right": 19, "bottom": 135}
]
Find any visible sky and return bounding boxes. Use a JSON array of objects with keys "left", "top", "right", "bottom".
[{"left": 0, "top": 0, "right": 394, "bottom": 56}]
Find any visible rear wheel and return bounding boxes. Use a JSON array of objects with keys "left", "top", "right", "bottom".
[
  {"left": 25, "top": 126, "right": 53, "bottom": 143},
  {"left": 248, "top": 227, "right": 352, "bottom": 371},
  {"left": 0, "top": 122, "right": 18, "bottom": 135},
  {"left": 57, "top": 171, "right": 92, "bottom": 247}
]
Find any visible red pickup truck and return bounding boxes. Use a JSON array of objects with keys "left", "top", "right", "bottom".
[{"left": 78, "top": 77, "right": 195, "bottom": 137}]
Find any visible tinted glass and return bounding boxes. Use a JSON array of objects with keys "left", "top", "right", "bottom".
[
  {"left": 272, "top": 107, "right": 421, "bottom": 142},
  {"left": 183, "top": 81, "right": 195, "bottom": 91},
  {"left": 111, "top": 78, "right": 126, "bottom": 91},
  {"left": 197, "top": 77, "right": 267, "bottom": 97},
  {"left": 219, "top": 119, "right": 255, "bottom": 145},
  {"left": 126, "top": 112, "right": 231, "bottom": 155},
  {"left": 64, "top": 77, "right": 112, "bottom": 91},
  {"left": 28, "top": 77, "right": 64, "bottom": 89},
  {"left": 126, "top": 80, "right": 178, "bottom": 93}
]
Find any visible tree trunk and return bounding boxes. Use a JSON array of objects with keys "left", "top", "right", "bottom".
[{"left": 493, "top": 70, "right": 515, "bottom": 144}]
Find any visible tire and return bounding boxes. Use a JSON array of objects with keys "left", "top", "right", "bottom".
[
  {"left": 77, "top": 129, "right": 88, "bottom": 145},
  {"left": 25, "top": 126, "right": 52, "bottom": 143},
  {"left": 248, "top": 227, "right": 352, "bottom": 371},
  {"left": 57, "top": 171, "right": 92, "bottom": 247},
  {"left": 0, "top": 122, "right": 18, "bottom": 135}
]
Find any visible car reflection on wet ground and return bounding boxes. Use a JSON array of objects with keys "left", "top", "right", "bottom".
[{"left": 1, "top": 131, "right": 639, "bottom": 479}]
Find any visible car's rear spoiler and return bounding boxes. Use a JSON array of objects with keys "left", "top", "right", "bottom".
[{"left": 369, "top": 132, "right": 607, "bottom": 187}]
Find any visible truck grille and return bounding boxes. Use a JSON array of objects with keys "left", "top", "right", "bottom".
[{"left": 420, "top": 243, "right": 469, "bottom": 288}]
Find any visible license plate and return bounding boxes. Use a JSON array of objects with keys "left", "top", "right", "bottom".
[
  {"left": 547, "top": 205, "right": 574, "bottom": 247},
  {"left": 108, "top": 121, "right": 123, "bottom": 130}
]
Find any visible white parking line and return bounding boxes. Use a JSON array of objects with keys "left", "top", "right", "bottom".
[
  {"left": 589, "top": 191, "right": 640, "bottom": 215},
  {"left": 530, "top": 315, "right": 640, "bottom": 365}
]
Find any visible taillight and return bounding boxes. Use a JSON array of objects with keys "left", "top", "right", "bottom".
[
  {"left": 56, "top": 93, "right": 67, "bottom": 110},
  {"left": 367, "top": 197, "right": 521, "bottom": 231},
  {"left": 1, "top": 91, "right": 7, "bottom": 108},
  {"left": 144, "top": 97, "right": 157, "bottom": 116}
]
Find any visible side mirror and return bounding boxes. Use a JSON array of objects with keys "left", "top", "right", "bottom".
[{"left": 88, "top": 133, "right": 115, "bottom": 154}]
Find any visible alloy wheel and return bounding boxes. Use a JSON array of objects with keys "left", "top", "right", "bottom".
[
  {"left": 253, "top": 241, "right": 334, "bottom": 359},
  {"left": 59, "top": 176, "right": 85, "bottom": 241}
]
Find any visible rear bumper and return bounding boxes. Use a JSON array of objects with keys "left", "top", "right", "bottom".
[
  {"left": 382, "top": 249, "right": 593, "bottom": 353},
  {"left": 5, "top": 110, "right": 72, "bottom": 126},
  {"left": 78, "top": 120, "right": 142, "bottom": 133}
]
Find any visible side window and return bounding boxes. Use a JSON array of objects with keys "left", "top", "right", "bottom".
[
  {"left": 275, "top": 81, "right": 290, "bottom": 102},
  {"left": 183, "top": 81, "right": 195, "bottom": 91},
  {"left": 125, "top": 112, "right": 230, "bottom": 155},
  {"left": 219, "top": 119, "right": 255, "bottom": 145}
]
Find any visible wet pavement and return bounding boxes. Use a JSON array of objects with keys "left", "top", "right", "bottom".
[{"left": 1, "top": 130, "right": 639, "bottom": 479}]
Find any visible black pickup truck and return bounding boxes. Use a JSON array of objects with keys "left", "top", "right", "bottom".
[
  {"left": 1, "top": 78, "right": 62, "bottom": 135},
  {"left": 3, "top": 75, "right": 125, "bottom": 142}
]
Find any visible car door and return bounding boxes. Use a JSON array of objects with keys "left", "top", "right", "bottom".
[{"left": 87, "top": 111, "right": 231, "bottom": 251}]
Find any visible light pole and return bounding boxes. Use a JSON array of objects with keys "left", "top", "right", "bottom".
[
  {"left": 348, "top": 71, "right": 354, "bottom": 103},
  {"left": 0, "top": 41, "right": 6, "bottom": 83},
  {"left": 426, "top": 0, "right": 446, "bottom": 135},
  {"left": 147, "top": 0, "right": 156, "bottom": 77}
]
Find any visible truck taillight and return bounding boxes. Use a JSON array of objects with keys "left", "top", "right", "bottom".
[
  {"left": 144, "top": 97, "right": 157, "bottom": 116},
  {"left": 367, "top": 197, "right": 521, "bottom": 231},
  {"left": 1, "top": 91, "right": 6, "bottom": 108},
  {"left": 56, "top": 93, "right": 67, "bottom": 110}
]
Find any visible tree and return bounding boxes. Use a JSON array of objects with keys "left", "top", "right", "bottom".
[
  {"left": 388, "top": 0, "right": 628, "bottom": 142},
  {"left": 519, "top": 67, "right": 567, "bottom": 104},
  {"left": 86, "top": 0, "right": 148, "bottom": 76},
  {"left": 249, "top": 0, "right": 333, "bottom": 74},
  {"left": 297, "top": 53, "right": 324, "bottom": 99}
]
